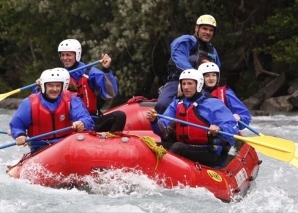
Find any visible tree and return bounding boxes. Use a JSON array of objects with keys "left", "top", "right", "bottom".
[{"left": 0, "top": 0, "right": 297, "bottom": 102}]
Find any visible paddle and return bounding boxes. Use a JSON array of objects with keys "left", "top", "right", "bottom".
[
  {"left": 0, "top": 130, "right": 8, "bottom": 135},
  {"left": 0, "top": 60, "right": 102, "bottom": 102},
  {"left": 238, "top": 120, "right": 298, "bottom": 168},
  {"left": 157, "top": 114, "right": 298, "bottom": 168},
  {"left": 0, "top": 126, "right": 73, "bottom": 150},
  {"left": 238, "top": 120, "right": 264, "bottom": 136}
]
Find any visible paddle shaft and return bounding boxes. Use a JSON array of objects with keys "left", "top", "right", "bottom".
[
  {"left": 0, "top": 143, "right": 15, "bottom": 149},
  {"left": 27, "top": 126, "right": 73, "bottom": 141},
  {"left": 157, "top": 114, "right": 298, "bottom": 167},
  {"left": 157, "top": 114, "right": 232, "bottom": 137},
  {"left": 20, "top": 60, "right": 102, "bottom": 92},
  {"left": 0, "top": 60, "right": 102, "bottom": 102},
  {"left": 157, "top": 114, "right": 292, "bottom": 151},
  {"left": 0, "top": 126, "right": 73, "bottom": 149},
  {"left": 0, "top": 130, "right": 8, "bottom": 135},
  {"left": 238, "top": 120, "right": 263, "bottom": 136}
]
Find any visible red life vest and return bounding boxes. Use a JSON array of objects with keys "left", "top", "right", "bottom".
[
  {"left": 68, "top": 74, "right": 97, "bottom": 114},
  {"left": 175, "top": 101, "right": 210, "bottom": 145},
  {"left": 210, "top": 85, "right": 227, "bottom": 104},
  {"left": 28, "top": 91, "right": 73, "bottom": 139}
]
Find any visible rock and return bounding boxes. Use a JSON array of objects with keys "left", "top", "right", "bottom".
[
  {"left": 0, "top": 98, "right": 22, "bottom": 110},
  {"left": 260, "top": 95, "right": 293, "bottom": 113},
  {"left": 288, "top": 90, "right": 298, "bottom": 107},
  {"left": 242, "top": 96, "right": 263, "bottom": 110},
  {"left": 288, "top": 78, "right": 298, "bottom": 94},
  {"left": 243, "top": 73, "right": 286, "bottom": 110}
]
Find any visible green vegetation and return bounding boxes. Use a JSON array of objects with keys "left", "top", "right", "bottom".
[{"left": 0, "top": 0, "right": 297, "bottom": 102}]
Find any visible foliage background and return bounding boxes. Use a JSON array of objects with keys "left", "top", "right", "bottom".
[{"left": 0, "top": 0, "right": 297, "bottom": 105}]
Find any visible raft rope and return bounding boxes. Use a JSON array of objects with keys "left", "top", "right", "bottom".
[{"left": 105, "top": 132, "right": 167, "bottom": 170}]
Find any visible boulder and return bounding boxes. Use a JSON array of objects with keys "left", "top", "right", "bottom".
[
  {"left": 243, "top": 73, "right": 286, "bottom": 110},
  {"left": 288, "top": 90, "right": 298, "bottom": 107},
  {"left": 0, "top": 98, "right": 22, "bottom": 110},
  {"left": 260, "top": 95, "right": 293, "bottom": 113},
  {"left": 288, "top": 78, "right": 298, "bottom": 94}
]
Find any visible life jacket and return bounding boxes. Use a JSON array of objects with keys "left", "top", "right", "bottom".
[
  {"left": 68, "top": 69, "right": 97, "bottom": 115},
  {"left": 188, "top": 40, "right": 216, "bottom": 67},
  {"left": 175, "top": 101, "right": 210, "bottom": 145},
  {"left": 168, "top": 38, "right": 216, "bottom": 80},
  {"left": 28, "top": 91, "right": 73, "bottom": 139},
  {"left": 210, "top": 85, "right": 227, "bottom": 105}
]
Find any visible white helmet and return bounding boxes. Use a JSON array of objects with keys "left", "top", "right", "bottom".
[
  {"left": 40, "top": 68, "right": 70, "bottom": 93},
  {"left": 179, "top": 69, "right": 204, "bottom": 93},
  {"left": 196, "top": 14, "right": 216, "bottom": 28},
  {"left": 198, "top": 62, "right": 220, "bottom": 74},
  {"left": 53, "top": 67, "right": 70, "bottom": 90},
  {"left": 198, "top": 62, "right": 220, "bottom": 84},
  {"left": 58, "top": 39, "right": 82, "bottom": 61}
]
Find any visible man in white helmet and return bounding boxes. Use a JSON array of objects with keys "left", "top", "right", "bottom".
[
  {"left": 57, "top": 39, "right": 126, "bottom": 132},
  {"left": 146, "top": 69, "right": 238, "bottom": 166},
  {"left": 155, "top": 14, "right": 221, "bottom": 115},
  {"left": 10, "top": 68, "right": 94, "bottom": 153}
]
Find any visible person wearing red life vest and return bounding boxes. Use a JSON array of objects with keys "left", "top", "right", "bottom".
[
  {"left": 146, "top": 69, "right": 239, "bottom": 166},
  {"left": 9, "top": 68, "right": 94, "bottom": 153},
  {"left": 198, "top": 62, "right": 252, "bottom": 130},
  {"left": 57, "top": 39, "right": 126, "bottom": 132}
]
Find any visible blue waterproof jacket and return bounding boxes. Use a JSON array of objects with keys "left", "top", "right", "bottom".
[
  {"left": 155, "top": 35, "right": 221, "bottom": 114},
  {"left": 225, "top": 88, "right": 251, "bottom": 130},
  {"left": 32, "top": 62, "right": 118, "bottom": 101},
  {"left": 68, "top": 62, "right": 118, "bottom": 100},
  {"left": 170, "top": 35, "right": 221, "bottom": 71},
  {"left": 151, "top": 92, "right": 239, "bottom": 154},
  {"left": 10, "top": 93, "right": 94, "bottom": 152}
]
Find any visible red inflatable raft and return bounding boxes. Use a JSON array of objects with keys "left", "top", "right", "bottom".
[
  {"left": 103, "top": 96, "right": 156, "bottom": 131},
  {"left": 6, "top": 97, "right": 261, "bottom": 202}
]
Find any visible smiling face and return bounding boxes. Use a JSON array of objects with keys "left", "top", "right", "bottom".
[
  {"left": 45, "top": 82, "right": 63, "bottom": 99},
  {"left": 181, "top": 79, "right": 197, "bottom": 98},
  {"left": 59, "top": 51, "right": 76, "bottom": 68},
  {"left": 195, "top": 25, "right": 215, "bottom": 42},
  {"left": 203, "top": 72, "right": 218, "bottom": 88}
]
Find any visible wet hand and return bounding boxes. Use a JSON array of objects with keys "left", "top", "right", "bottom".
[
  {"left": 36, "top": 78, "right": 41, "bottom": 85},
  {"left": 101, "top": 53, "right": 111, "bottom": 69},
  {"left": 208, "top": 125, "right": 220, "bottom": 135},
  {"left": 233, "top": 114, "right": 241, "bottom": 121},
  {"left": 146, "top": 108, "right": 157, "bottom": 122},
  {"left": 16, "top": 135, "right": 28, "bottom": 146},
  {"left": 72, "top": 121, "right": 85, "bottom": 132}
]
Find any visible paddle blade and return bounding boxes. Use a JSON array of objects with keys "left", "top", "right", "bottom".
[
  {"left": 289, "top": 146, "right": 298, "bottom": 168},
  {"left": 235, "top": 135, "right": 297, "bottom": 166},
  {"left": 0, "top": 89, "right": 21, "bottom": 101}
]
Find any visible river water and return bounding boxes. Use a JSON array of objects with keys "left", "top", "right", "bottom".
[{"left": 0, "top": 109, "right": 298, "bottom": 213}]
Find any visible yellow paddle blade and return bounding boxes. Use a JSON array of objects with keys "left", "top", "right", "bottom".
[
  {"left": 234, "top": 135, "right": 297, "bottom": 166},
  {"left": 0, "top": 89, "right": 21, "bottom": 101},
  {"left": 289, "top": 147, "right": 298, "bottom": 168}
]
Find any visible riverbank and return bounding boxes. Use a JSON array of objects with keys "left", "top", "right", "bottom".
[
  {"left": 0, "top": 98, "right": 22, "bottom": 110},
  {"left": 0, "top": 97, "right": 272, "bottom": 116}
]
